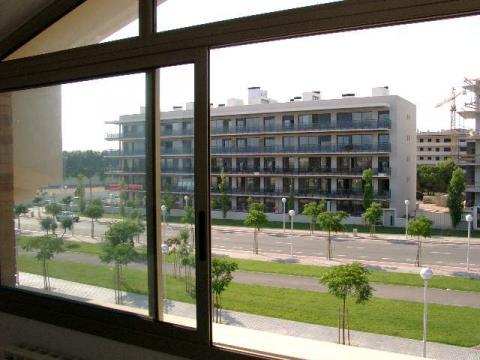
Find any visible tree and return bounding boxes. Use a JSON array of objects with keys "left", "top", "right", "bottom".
[
  {"left": 162, "top": 186, "right": 175, "bottom": 216},
  {"left": 100, "top": 221, "right": 139, "bottom": 304},
  {"left": 85, "top": 201, "right": 104, "bottom": 238},
  {"left": 362, "top": 169, "right": 374, "bottom": 210},
  {"left": 75, "top": 176, "right": 86, "bottom": 213},
  {"left": 119, "top": 182, "right": 129, "bottom": 217},
  {"left": 302, "top": 201, "right": 326, "bottom": 234},
  {"left": 14, "top": 204, "right": 29, "bottom": 231},
  {"left": 40, "top": 217, "right": 57, "bottom": 235},
  {"left": 437, "top": 159, "right": 457, "bottom": 193},
  {"left": 45, "top": 203, "right": 62, "bottom": 217},
  {"left": 288, "top": 184, "right": 295, "bottom": 211},
  {"left": 166, "top": 236, "right": 182, "bottom": 278},
  {"left": 60, "top": 217, "right": 73, "bottom": 239},
  {"left": 61, "top": 195, "right": 73, "bottom": 210},
  {"left": 363, "top": 202, "right": 383, "bottom": 237},
  {"left": 212, "top": 257, "right": 238, "bottom": 323},
  {"left": 63, "top": 150, "right": 106, "bottom": 199},
  {"left": 244, "top": 202, "right": 268, "bottom": 255},
  {"left": 318, "top": 211, "right": 348, "bottom": 260},
  {"left": 22, "top": 235, "right": 64, "bottom": 290},
  {"left": 182, "top": 205, "right": 195, "bottom": 246},
  {"left": 178, "top": 241, "right": 195, "bottom": 294},
  {"left": 407, "top": 215, "right": 433, "bottom": 267},
  {"left": 217, "top": 170, "right": 231, "bottom": 219},
  {"left": 447, "top": 168, "right": 465, "bottom": 228},
  {"left": 32, "top": 196, "right": 43, "bottom": 218},
  {"left": 320, "top": 263, "right": 373, "bottom": 345},
  {"left": 417, "top": 164, "right": 438, "bottom": 194}
]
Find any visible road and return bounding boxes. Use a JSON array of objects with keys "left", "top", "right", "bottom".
[{"left": 18, "top": 216, "right": 480, "bottom": 269}]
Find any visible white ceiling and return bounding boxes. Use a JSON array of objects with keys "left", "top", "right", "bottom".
[{"left": 0, "top": 0, "right": 55, "bottom": 42}]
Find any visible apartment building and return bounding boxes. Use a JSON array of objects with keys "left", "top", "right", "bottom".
[
  {"left": 105, "top": 87, "right": 416, "bottom": 221},
  {"left": 416, "top": 129, "right": 470, "bottom": 165}
]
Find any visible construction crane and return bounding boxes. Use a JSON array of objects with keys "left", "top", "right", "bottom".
[{"left": 435, "top": 87, "right": 466, "bottom": 160}]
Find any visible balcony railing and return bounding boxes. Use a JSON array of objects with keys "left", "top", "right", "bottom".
[
  {"left": 104, "top": 149, "right": 146, "bottom": 157},
  {"left": 105, "top": 166, "right": 146, "bottom": 174},
  {"left": 211, "top": 166, "right": 391, "bottom": 176},
  {"left": 161, "top": 167, "right": 194, "bottom": 174},
  {"left": 161, "top": 128, "right": 194, "bottom": 136},
  {"left": 210, "top": 119, "right": 391, "bottom": 135},
  {"left": 105, "top": 132, "right": 145, "bottom": 140},
  {"left": 211, "top": 143, "right": 390, "bottom": 155},
  {"left": 165, "top": 186, "right": 390, "bottom": 199}
]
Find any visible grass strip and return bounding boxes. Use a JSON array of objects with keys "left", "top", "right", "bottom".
[{"left": 18, "top": 255, "right": 480, "bottom": 347}]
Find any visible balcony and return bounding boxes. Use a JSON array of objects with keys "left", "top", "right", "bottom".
[
  {"left": 105, "top": 132, "right": 145, "bottom": 141},
  {"left": 160, "top": 128, "right": 194, "bottom": 137},
  {"left": 161, "top": 167, "right": 194, "bottom": 174},
  {"left": 211, "top": 166, "right": 390, "bottom": 176},
  {"left": 105, "top": 166, "right": 146, "bottom": 175},
  {"left": 211, "top": 143, "right": 390, "bottom": 155},
  {"left": 210, "top": 119, "right": 391, "bottom": 135},
  {"left": 104, "top": 149, "right": 145, "bottom": 157}
]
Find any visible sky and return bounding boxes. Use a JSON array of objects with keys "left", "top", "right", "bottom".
[{"left": 60, "top": 2, "right": 480, "bottom": 151}]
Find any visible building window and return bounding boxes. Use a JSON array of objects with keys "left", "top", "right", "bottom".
[
  {"left": 436, "top": 138, "right": 440, "bottom": 142},
  {"left": 444, "top": 138, "right": 451, "bottom": 142},
  {"left": 420, "top": 138, "right": 424, "bottom": 142},
  {"left": 419, "top": 156, "right": 424, "bottom": 160},
  {"left": 427, "top": 138, "right": 432, "bottom": 142}
]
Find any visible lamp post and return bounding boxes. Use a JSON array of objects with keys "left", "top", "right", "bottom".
[
  {"left": 161, "top": 243, "right": 169, "bottom": 313},
  {"left": 161, "top": 205, "right": 167, "bottom": 240},
  {"left": 282, "top": 197, "right": 287, "bottom": 232},
  {"left": 184, "top": 195, "right": 189, "bottom": 208},
  {"left": 420, "top": 267, "right": 433, "bottom": 358},
  {"left": 405, "top": 199, "right": 410, "bottom": 240},
  {"left": 289, "top": 209, "right": 295, "bottom": 256},
  {"left": 466, "top": 214, "right": 473, "bottom": 271}
]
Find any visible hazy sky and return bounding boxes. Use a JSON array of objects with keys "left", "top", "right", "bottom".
[{"left": 61, "top": 5, "right": 480, "bottom": 151}]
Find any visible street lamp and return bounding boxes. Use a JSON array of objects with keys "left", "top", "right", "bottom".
[
  {"left": 184, "top": 195, "right": 189, "bottom": 208},
  {"left": 405, "top": 199, "right": 410, "bottom": 240},
  {"left": 420, "top": 267, "right": 433, "bottom": 358},
  {"left": 161, "top": 243, "right": 169, "bottom": 313},
  {"left": 289, "top": 209, "right": 295, "bottom": 256},
  {"left": 282, "top": 198, "right": 287, "bottom": 232},
  {"left": 466, "top": 214, "right": 473, "bottom": 271},
  {"left": 161, "top": 205, "right": 167, "bottom": 240}
]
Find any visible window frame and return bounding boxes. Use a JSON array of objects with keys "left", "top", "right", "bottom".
[{"left": 1, "top": 0, "right": 480, "bottom": 359}]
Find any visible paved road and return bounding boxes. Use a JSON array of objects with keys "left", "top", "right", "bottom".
[
  {"left": 19, "top": 216, "right": 480, "bottom": 270},
  {"left": 20, "top": 250, "right": 480, "bottom": 308}
]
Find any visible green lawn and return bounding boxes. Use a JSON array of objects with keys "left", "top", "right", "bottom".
[
  {"left": 18, "top": 255, "right": 480, "bottom": 347},
  {"left": 18, "top": 235, "right": 480, "bottom": 292}
]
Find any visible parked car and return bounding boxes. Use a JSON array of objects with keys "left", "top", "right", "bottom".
[{"left": 56, "top": 211, "right": 80, "bottom": 223}]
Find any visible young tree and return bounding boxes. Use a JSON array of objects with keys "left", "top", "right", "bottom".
[
  {"left": 244, "top": 202, "right": 268, "bottom": 255},
  {"left": 85, "top": 201, "right": 104, "bottom": 238},
  {"left": 32, "top": 196, "right": 43, "bottom": 218},
  {"left": 362, "top": 169, "right": 374, "bottom": 210},
  {"left": 22, "top": 235, "right": 64, "bottom": 290},
  {"left": 288, "top": 186, "right": 295, "bottom": 212},
  {"left": 178, "top": 241, "right": 195, "bottom": 294},
  {"left": 61, "top": 195, "right": 73, "bottom": 210},
  {"left": 212, "top": 257, "right": 238, "bottom": 323},
  {"left": 182, "top": 205, "right": 195, "bottom": 246},
  {"left": 320, "top": 263, "right": 373, "bottom": 345},
  {"left": 162, "top": 187, "right": 175, "bottom": 216},
  {"left": 166, "top": 236, "right": 182, "bottom": 278},
  {"left": 407, "top": 215, "right": 433, "bottom": 267},
  {"left": 363, "top": 202, "right": 383, "bottom": 237},
  {"left": 59, "top": 217, "right": 73, "bottom": 239},
  {"left": 40, "top": 217, "right": 57, "bottom": 235},
  {"left": 302, "top": 201, "right": 326, "bottom": 234},
  {"left": 318, "top": 211, "right": 348, "bottom": 260},
  {"left": 14, "top": 204, "right": 29, "bottom": 231},
  {"left": 99, "top": 221, "right": 139, "bottom": 304},
  {"left": 217, "top": 170, "right": 231, "bottom": 219},
  {"left": 45, "top": 203, "right": 62, "bottom": 218},
  {"left": 74, "top": 175, "right": 86, "bottom": 213},
  {"left": 447, "top": 167, "right": 465, "bottom": 228}
]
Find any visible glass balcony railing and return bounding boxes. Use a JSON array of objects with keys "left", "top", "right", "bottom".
[
  {"left": 211, "top": 143, "right": 390, "bottom": 155},
  {"left": 105, "top": 166, "right": 146, "bottom": 174},
  {"left": 104, "top": 149, "right": 146, "bottom": 157},
  {"left": 210, "top": 119, "right": 391, "bottom": 135},
  {"left": 211, "top": 166, "right": 391, "bottom": 175},
  {"left": 105, "top": 132, "right": 145, "bottom": 140},
  {"left": 161, "top": 128, "right": 194, "bottom": 136}
]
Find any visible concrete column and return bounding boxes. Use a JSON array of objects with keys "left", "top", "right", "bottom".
[
  {"left": 331, "top": 178, "right": 337, "bottom": 191},
  {"left": 0, "top": 93, "right": 16, "bottom": 287}
]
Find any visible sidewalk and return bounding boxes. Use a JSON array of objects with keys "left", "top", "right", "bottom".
[{"left": 18, "top": 273, "right": 480, "bottom": 360}]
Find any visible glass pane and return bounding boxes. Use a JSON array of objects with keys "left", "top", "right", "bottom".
[
  {"left": 7, "top": 73, "right": 149, "bottom": 316},
  {"left": 156, "top": 0, "right": 342, "bottom": 33},
  {"left": 158, "top": 64, "right": 196, "bottom": 328},
  {"left": 7, "top": 0, "right": 138, "bottom": 60},
  {"left": 209, "top": 15, "right": 480, "bottom": 359}
]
